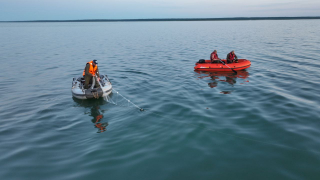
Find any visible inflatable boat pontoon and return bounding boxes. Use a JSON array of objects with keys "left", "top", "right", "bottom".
[
  {"left": 71, "top": 74, "right": 112, "bottom": 100},
  {"left": 194, "top": 59, "right": 251, "bottom": 72}
]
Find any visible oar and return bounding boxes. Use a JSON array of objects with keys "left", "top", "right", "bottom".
[{"left": 219, "top": 60, "right": 237, "bottom": 74}]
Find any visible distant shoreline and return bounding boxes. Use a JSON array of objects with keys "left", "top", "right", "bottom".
[{"left": 1, "top": 16, "right": 320, "bottom": 22}]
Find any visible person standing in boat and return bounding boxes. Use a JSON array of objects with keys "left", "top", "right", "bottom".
[
  {"left": 83, "top": 60, "right": 100, "bottom": 89},
  {"left": 226, "top": 50, "right": 238, "bottom": 63},
  {"left": 210, "top": 50, "right": 221, "bottom": 63}
]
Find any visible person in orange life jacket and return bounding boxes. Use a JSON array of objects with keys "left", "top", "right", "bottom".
[
  {"left": 210, "top": 50, "right": 221, "bottom": 63},
  {"left": 226, "top": 50, "right": 238, "bottom": 64},
  {"left": 83, "top": 60, "right": 100, "bottom": 89}
]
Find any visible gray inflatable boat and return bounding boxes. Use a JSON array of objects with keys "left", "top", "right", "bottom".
[{"left": 71, "top": 75, "right": 112, "bottom": 99}]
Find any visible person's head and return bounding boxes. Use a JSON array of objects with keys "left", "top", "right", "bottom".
[
  {"left": 214, "top": 50, "right": 217, "bottom": 53},
  {"left": 231, "top": 50, "right": 235, "bottom": 54},
  {"left": 92, "top": 60, "right": 98, "bottom": 67}
]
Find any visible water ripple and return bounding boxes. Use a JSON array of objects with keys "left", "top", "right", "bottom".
[{"left": 1, "top": 20, "right": 320, "bottom": 180}]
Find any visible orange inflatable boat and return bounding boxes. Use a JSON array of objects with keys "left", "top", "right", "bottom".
[{"left": 194, "top": 59, "right": 251, "bottom": 72}]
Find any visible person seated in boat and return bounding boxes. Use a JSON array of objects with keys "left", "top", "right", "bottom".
[
  {"left": 226, "top": 50, "right": 238, "bottom": 63},
  {"left": 83, "top": 60, "right": 100, "bottom": 89},
  {"left": 210, "top": 50, "right": 221, "bottom": 63}
]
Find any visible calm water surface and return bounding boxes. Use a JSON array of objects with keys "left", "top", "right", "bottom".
[{"left": 0, "top": 20, "right": 320, "bottom": 180}]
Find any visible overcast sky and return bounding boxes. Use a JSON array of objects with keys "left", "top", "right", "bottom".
[{"left": 1, "top": 0, "right": 320, "bottom": 21}]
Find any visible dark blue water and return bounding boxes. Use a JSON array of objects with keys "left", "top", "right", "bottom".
[{"left": 0, "top": 20, "right": 320, "bottom": 180}]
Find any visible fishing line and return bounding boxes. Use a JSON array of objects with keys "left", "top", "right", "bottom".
[{"left": 104, "top": 88, "right": 144, "bottom": 111}]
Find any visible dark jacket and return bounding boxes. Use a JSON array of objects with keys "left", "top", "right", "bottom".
[
  {"left": 226, "top": 52, "right": 238, "bottom": 61},
  {"left": 210, "top": 52, "right": 219, "bottom": 61}
]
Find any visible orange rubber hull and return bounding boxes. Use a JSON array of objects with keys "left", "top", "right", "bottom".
[{"left": 194, "top": 59, "right": 251, "bottom": 72}]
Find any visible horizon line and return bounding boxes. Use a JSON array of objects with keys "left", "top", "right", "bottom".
[{"left": 1, "top": 16, "right": 320, "bottom": 22}]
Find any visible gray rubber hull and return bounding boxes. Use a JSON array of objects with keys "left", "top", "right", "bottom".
[{"left": 71, "top": 75, "right": 112, "bottom": 100}]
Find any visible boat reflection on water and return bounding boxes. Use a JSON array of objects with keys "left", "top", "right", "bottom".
[
  {"left": 194, "top": 70, "right": 250, "bottom": 93},
  {"left": 73, "top": 97, "right": 109, "bottom": 133}
]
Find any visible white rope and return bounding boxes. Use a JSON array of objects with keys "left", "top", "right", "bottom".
[{"left": 104, "top": 88, "right": 144, "bottom": 111}]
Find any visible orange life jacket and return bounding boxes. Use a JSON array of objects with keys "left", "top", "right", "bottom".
[{"left": 83, "top": 61, "right": 98, "bottom": 76}]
